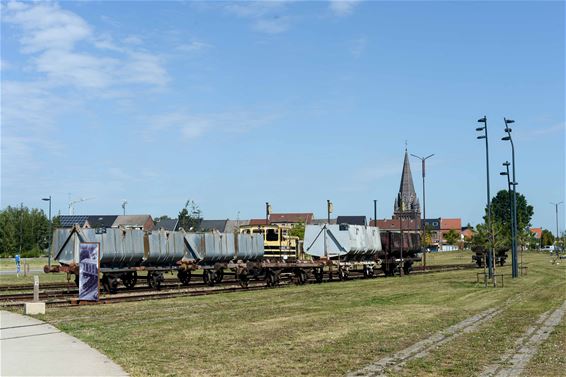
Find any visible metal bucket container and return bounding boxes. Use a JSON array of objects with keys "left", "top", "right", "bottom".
[
  {"left": 146, "top": 230, "right": 186, "bottom": 266},
  {"left": 184, "top": 232, "right": 236, "bottom": 263},
  {"left": 53, "top": 228, "right": 145, "bottom": 268},
  {"left": 236, "top": 233, "right": 264, "bottom": 260}
]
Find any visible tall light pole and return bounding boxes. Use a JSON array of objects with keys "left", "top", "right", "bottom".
[
  {"left": 411, "top": 153, "right": 434, "bottom": 272},
  {"left": 476, "top": 116, "right": 496, "bottom": 282},
  {"left": 550, "top": 202, "right": 563, "bottom": 249},
  {"left": 502, "top": 118, "right": 518, "bottom": 278},
  {"left": 500, "top": 162, "right": 518, "bottom": 272},
  {"left": 42, "top": 196, "right": 52, "bottom": 268}
]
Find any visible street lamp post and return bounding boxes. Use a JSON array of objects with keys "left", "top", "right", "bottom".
[
  {"left": 42, "top": 196, "right": 52, "bottom": 268},
  {"left": 550, "top": 202, "right": 563, "bottom": 250},
  {"left": 500, "top": 162, "right": 518, "bottom": 272},
  {"left": 502, "top": 118, "right": 518, "bottom": 278},
  {"left": 476, "top": 116, "right": 496, "bottom": 283},
  {"left": 411, "top": 153, "right": 434, "bottom": 272}
]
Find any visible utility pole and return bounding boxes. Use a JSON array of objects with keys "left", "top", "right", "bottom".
[
  {"left": 502, "top": 118, "right": 518, "bottom": 278},
  {"left": 19, "top": 202, "right": 23, "bottom": 256},
  {"left": 550, "top": 202, "right": 563, "bottom": 250},
  {"left": 476, "top": 116, "right": 496, "bottom": 285},
  {"left": 411, "top": 153, "right": 434, "bottom": 272},
  {"left": 42, "top": 196, "right": 52, "bottom": 268}
]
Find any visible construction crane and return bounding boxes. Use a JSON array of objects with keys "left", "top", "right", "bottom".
[{"left": 68, "top": 197, "right": 94, "bottom": 215}]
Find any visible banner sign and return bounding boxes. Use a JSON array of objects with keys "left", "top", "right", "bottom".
[{"left": 79, "top": 242, "right": 100, "bottom": 301}]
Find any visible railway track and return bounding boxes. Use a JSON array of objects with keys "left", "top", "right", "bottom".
[{"left": 0, "top": 263, "right": 477, "bottom": 307}]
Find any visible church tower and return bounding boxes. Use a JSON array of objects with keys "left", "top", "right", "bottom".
[{"left": 393, "top": 148, "right": 421, "bottom": 221}]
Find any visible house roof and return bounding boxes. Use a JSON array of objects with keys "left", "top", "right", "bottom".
[
  {"left": 85, "top": 215, "right": 118, "bottom": 228},
  {"left": 154, "top": 218, "right": 179, "bottom": 231},
  {"left": 196, "top": 219, "right": 228, "bottom": 232},
  {"left": 224, "top": 220, "right": 249, "bottom": 233},
  {"left": 269, "top": 213, "right": 313, "bottom": 224},
  {"left": 530, "top": 227, "right": 542, "bottom": 238},
  {"left": 336, "top": 216, "right": 366, "bottom": 226},
  {"left": 249, "top": 218, "right": 269, "bottom": 226},
  {"left": 59, "top": 215, "right": 89, "bottom": 227},
  {"left": 311, "top": 218, "right": 337, "bottom": 225},
  {"left": 113, "top": 215, "right": 153, "bottom": 228}
]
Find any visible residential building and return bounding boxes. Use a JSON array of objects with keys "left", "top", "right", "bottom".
[
  {"left": 269, "top": 213, "right": 314, "bottom": 226},
  {"left": 112, "top": 215, "right": 154, "bottom": 231}
]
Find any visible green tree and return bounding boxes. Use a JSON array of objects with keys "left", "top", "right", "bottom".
[
  {"left": 288, "top": 222, "right": 305, "bottom": 239},
  {"left": 444, "top": 229, "right": 460, "bottom": 246},
  {"left": 485, "top": 190, "right": 534, "bottom": 232},
  {"left": 541, "top": 229, "right": 555, "bottom": 247},
  {"left": 178, "top": 200, "right": 202, "bottom": 231},
  {"left": 0, "top": 205, "right": 49, "bottom": 257}
]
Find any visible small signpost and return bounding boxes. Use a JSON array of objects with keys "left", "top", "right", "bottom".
[
  {"left": 78, "top": 242, "right": 100, "bottom": 302},
  {"left": 33, "top": 275, "right": 39, "bottom": 302}
]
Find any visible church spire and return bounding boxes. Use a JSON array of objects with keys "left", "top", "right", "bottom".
[{"left": 393, "top": 148, "right": 421, "bottom": 220}]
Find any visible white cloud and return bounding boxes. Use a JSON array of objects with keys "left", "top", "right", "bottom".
[
  {"left": 253, "top": 17, "right": 289, "bottom": 34},
  {"left": 2, "top": 1, "right": 169, "bottom": 89},
  {"left": 222, "top": 1, "right": 290, "bottom": 34},
  {"left": 144, "top": 110, "right": 280, "bottom": 142},
  {"left": 176, "top": 41, "right": 212, "bottom": 52},
  {"left": 329, "top": 0, "right": 360, "bottom": 16}
]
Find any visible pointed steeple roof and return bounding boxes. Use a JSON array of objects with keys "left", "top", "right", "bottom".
[
  {"left": 393, "top": 147, "right": 420, "bottom": 220},
  {"left": 399, "top": 149, "right": 416, "bottom": 196}
]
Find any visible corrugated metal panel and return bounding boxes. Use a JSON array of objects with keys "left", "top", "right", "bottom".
[
  {"left": 184, "top": 232, "right": 236, "bottom": 262},
  {"left": 236, "top": 233, "right": 264, "bottom": 260},
  {"left": 146, "top": 230, "right": 186, "bottom": 265},
  {"left": 304, "top": 225, "right": 381, "bottom": 260}
]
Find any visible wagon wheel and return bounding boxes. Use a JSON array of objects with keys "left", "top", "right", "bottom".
[
  {"left": 295, "top": 270, "right": 307, "bottom": 285},
  {"left": 203, "top": 270, "right": 215, "bottom": 287},
  {"left": 214, "top": 269, "right": 224, "bottom": 283},
  {"left": 265, "top": 271, "right": 277, "bottom": 287},
  {"left": 313, "top": 268, "right": 323, "bottom": 283},
  {"left": 147, "top": 272, "right": 162, "bottom": 290},
  {"left": 102, "top": 274, "right": 119, "bottom": 294},
  {"left": 177, "top": 270, "right": 191, "bottom": 286},
  {"left": 123, "top": 271, "right": 137, "bottom": 289},
  {"left": 238, "top": 273, "right": 249, "bottom": 288}
]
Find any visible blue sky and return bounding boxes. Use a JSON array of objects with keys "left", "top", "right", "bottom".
[{"left": 1, "top": 1, "right": 564, "bottom": 232}]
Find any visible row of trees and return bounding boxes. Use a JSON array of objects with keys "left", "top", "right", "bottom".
[{"left": 0, "top": 206, "right": 50, "bottom": 257}]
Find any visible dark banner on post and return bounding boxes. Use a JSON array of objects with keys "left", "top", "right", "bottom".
[{"left": 79, "top": 242, "right": 100, "bottom": 301}]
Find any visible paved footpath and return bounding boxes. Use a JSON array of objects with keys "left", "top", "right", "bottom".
[{"left": 1, "top": 310, "right": 128, "bottom": 376}]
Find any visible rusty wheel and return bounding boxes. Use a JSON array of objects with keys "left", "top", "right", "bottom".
[
  {"left": 177, "top": 270, "right": 191, "bottom": 286},
  {"left": 122, "top": 272, "right": 137, "bottom": 289}
]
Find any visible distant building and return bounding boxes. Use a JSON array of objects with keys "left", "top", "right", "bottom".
[
  {"left": 249, "top": 218, "right": 269, "bottom": 226},
  {"left": 153, "top": 218, "right": 179, "bottom": 231},
  {"left": 195, "top": 219, "right": 228, "bottom": 232},
  {"left": 269, "top": 213, "right": 314, "bottom": 226},
  {"left": 393, "top": 149, "right": 421, "bottom": 222},
  {"left": 461, "top": 226, "right": 474, "bottom": 240},
  {"left": 59, "top": 215, "right": 118, "bottom": 229},
  {"left": 112, "top": 215, "right": 154, "bottom": 231},
  {"left": 530, "top": 227, "right": 542, "bottom": 240},
  {"left": 311, "top": 218, "right": 337, "bottom": 225},
  {"left": 336, "top": 216, "right": 367, "bottom": 226}
]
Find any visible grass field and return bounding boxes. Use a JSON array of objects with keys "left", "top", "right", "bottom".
[{"left": 9, "top": 252, "right": 561, "bottom": 377}]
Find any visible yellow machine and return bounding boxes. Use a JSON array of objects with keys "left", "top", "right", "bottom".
[{"left": 239, "top": 224, "right": 303, "bottom": 260}]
